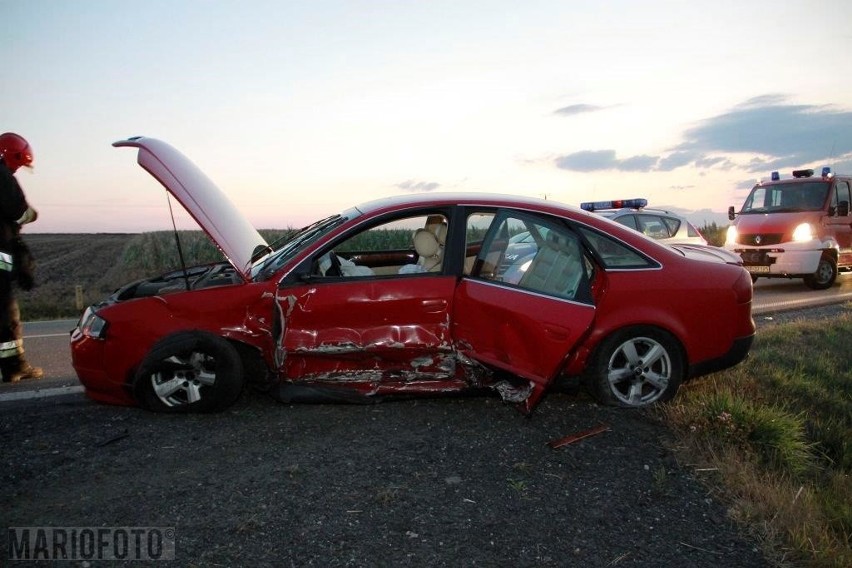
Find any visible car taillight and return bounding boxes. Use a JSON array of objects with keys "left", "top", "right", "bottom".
[{"left": 733, "top": 269, "right": 753, "bottom": 304}]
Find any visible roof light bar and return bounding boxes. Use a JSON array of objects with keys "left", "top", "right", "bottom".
[
  {"left": 580, "top": 198, "right": 648, "bottom": 212},
  {"left": 792, "top": 169, "right": 814, "bottom": 178}
]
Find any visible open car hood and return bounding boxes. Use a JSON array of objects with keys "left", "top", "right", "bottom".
[{"left": 114, "top": 137, "right": 267, "bottom": 280}]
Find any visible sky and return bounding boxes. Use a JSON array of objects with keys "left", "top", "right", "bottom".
[{"left": 4, "top": 0, "right": 852, "bottom": 233}]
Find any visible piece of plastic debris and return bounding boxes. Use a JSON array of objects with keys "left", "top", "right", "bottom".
[{"left": 547, "top": 423, "right": 610, "bottom": 449}]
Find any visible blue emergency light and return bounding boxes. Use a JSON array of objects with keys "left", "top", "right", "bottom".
[
  {"left": 771, "top": 171, "right": 780, "bottom": 181},
  {"left": 580, "top": 198, "right": 648, "bottom": 212},
  {"left": 822, "top": 167, "right": 831, "bottom": 177}
]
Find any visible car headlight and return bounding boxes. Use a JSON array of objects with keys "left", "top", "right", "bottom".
[
  {"left": 78, "top": 307, "right": 109, "bottom": 339},
  {"left": 792, "top": 223, "right": 813, "bottom": 242},
  {"left": 725, "top": 225, "right": 738, "bottom": 245}
]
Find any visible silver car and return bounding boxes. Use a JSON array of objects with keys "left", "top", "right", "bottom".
[{"left": 581, "top": 199, "right": 707, "bottom": 245}]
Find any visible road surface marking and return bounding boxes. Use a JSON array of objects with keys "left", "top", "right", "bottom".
[
  {"left": 0, "top": 385, "right": 85, "bottom": 402},
  {"left": 24, "top": 333, "right": 70, "bottom": 339}
]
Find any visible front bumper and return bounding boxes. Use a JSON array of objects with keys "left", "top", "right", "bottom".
[
  {"left": 733, "top": 246, "right": 822, "bottom": 277},
  {"left": 70, "top": 333, "right": 136, "bottom": 406}
]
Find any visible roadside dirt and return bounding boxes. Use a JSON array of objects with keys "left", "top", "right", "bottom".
[{"left": 0, "top": 385, "right": 768, "bottom": 567}]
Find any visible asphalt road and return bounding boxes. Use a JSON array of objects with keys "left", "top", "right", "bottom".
[
  {"left": 1, "top": 277, "right": 849, "bottom": 566},
  {"left": 751, "top": 270, "right": 852, "bottom": 313}
]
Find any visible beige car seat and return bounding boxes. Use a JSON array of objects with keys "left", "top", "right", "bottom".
[
  {"left": 519, "top": 231, "right": 583, "bottom": 299},
  {"left": 413, "top": 228, "right": 444, "bottom": 272}
]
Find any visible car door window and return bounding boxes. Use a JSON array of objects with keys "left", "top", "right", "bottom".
[
  {"left": 832, "top": 181, "right": 850, "bottom": 215},
  {"left": 660, "top": 216, "right": 681, "bottom": 237},
  {"left": 615, "top": 214, "right": 639, "bottom": 231},
  {"left": 314, "top": 213, "right": 449, "bottom": 277},
  {"left": 470, "top": 211, "right": 592, "bottom": 303},
  {"left": 637, "top": 215, "right": 670, "bottom": 239},
  {"left": 463, "top": 212, "right": 497, "bottom": 276}
]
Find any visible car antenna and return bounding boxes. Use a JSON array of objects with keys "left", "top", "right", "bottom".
[{"left": 165, "top": 191, "right": 192, "bottom": 291}]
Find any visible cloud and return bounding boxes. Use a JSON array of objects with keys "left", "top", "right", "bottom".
[
  {"left": 735, "top": 178, "right": 758, "bottom": 190},
  {"left": 553, "top": 104, "right": 606, "bottom": 117},
  {"left": 674, "top": 96, "right": 852, "bottom": 171},
  {"left": 555, "top": 150, "right": 658, "bottom": 172},
  {"left": 395, "top": 180, "right": 440, "bottom": 192},
  {"left": 656, "top": 151, "right": 697, "bottom": 171},
  {"left": 555, "top": 150, "right": 617, "bottom": 172},
  {"left": 552, "top": 95, "right": 852, "bottom": 174}
]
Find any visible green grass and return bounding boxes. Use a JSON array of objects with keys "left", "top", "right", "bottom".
[{"left": 661, "top": 306, "right": 852, "bottom": 567}]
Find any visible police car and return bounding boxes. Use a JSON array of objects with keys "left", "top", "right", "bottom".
[
  {"left": 499, "top": 198, "right": 713, "bottom": 283},
  {"left": 580, "top": 198, "right": 707, "bottom": 245}
]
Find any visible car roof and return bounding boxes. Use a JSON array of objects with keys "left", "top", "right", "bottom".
[{"left": 351, "top": 192, "right": 598, "bottom": 222}]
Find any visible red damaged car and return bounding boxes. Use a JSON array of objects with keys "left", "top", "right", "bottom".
[{"left": 71, "top": 137, "right": 755, "bottom": 413}]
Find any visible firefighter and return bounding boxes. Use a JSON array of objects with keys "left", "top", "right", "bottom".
[{"left": 0, "top": 132, "right": 43, "bottom": 382}]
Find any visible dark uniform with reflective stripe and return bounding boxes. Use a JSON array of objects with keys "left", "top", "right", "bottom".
[{"left": 0, "top": 158, "right": 36, "bottom": 381}]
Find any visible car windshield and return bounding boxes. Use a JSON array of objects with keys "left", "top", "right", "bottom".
[
  {"left": 251, "top": 213, "right": 350, "bottom": 280},
  {"left": 740, "top": 181, "right": 829, "bottom": 214}
]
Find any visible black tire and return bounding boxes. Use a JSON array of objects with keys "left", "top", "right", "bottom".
[
  {"left": 134, "top": 331, "right": 244, "bottom": 413},
  {"left": 585, "top": 326, "right": 684, "bottom": 408},
  {"left": 803, "top": 254, "right": 837, "bottom": 290}
]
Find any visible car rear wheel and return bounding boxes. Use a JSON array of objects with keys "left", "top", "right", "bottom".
[
  {"left": 135, "top": 331, "right": 244, "bottom": 413},
  {"left": 585, "top": 327, "right": 683, "bottom": 408},
  {"left": 803, "top": 254, "right": 837, "bottom": 290}
]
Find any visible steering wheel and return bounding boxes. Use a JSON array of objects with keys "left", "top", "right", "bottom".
[{"left": 325, "top": 251, "right": 343, "bottom": 277}]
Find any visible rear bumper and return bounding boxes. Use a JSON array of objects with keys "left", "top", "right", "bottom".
[{"left": 687, "top": 333, "right": 754, "bottom": 380}]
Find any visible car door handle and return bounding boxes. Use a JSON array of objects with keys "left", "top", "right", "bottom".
[{"left": 421, "top": 299, "right": 448, "bottom": 312}]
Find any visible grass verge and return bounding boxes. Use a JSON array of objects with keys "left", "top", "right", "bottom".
[{"left": 661, "top": 304, "right": 851, "bottom": 567}]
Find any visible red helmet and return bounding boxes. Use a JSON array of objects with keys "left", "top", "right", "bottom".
[{"left": 0, "top": 132, "right": 34, "bottom": 172}]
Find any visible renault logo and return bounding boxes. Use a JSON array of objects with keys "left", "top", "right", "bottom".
[{"left": 754, "top": 235, "right": 762, "bottom": 245}]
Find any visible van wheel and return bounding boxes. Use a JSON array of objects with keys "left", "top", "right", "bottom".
[{"left": 803, "top": 255, "right": 837, "bottom": 290}]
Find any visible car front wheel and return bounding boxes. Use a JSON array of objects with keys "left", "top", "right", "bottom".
[
  {"left": 135, "top": 331, "right": 244, "bottom": 413},
  {"left": 585, "top": 327, "right": 683, "bottom": 408}
]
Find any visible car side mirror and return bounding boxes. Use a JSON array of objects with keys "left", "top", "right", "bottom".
[
  {"left": 727, "top": 206, "right": 736, "bottom": 221},
  {"left": 838, "top": 200, "right": 850, "bottom": 217}
]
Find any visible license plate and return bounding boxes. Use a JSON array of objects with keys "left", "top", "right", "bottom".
[
  {"left": 740, "top": 251, "right": 768, "bottom": 263},
  {"left": 746, "top": 265, "right": 770, "bottom": 273}
]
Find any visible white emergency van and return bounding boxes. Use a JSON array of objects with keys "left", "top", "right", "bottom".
[{"left": 725, "top": 168, "right": 852, "bottom": 289}]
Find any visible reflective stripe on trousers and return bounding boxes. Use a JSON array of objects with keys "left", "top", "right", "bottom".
[
  {"left": 0, "top": 339, "right": 22, "bottom": 359},
  {"left": 0, "top": 252, "right": 12, "bottom": 273}
]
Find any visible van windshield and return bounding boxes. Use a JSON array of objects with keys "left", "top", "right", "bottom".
[{"left": 740, "top": 181, "right": 829, "bottom": 214}]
